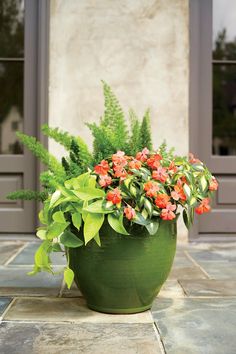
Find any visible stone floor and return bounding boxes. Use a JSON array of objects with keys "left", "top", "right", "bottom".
[{"left": 0, "top": 240, "right": 236, "bottom": 354}]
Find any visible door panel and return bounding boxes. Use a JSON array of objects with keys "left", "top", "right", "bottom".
[
  {"left": 190, "top": 0, "right": 236, "bottom": 238},
  {"left": 0, "top": 0, "right": 37, "bottom": 233}
]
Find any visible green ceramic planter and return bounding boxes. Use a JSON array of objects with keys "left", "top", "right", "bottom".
[{"left": 68, "top": 218, "right": 177, "bottom": 314}]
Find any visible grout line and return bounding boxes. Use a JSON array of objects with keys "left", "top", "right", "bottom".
[
  {"left": 0, "top": 297, "right": 17, "bottom": 321},
  {"left": 177, "top": 280, "right": 188, "bottom": 296},
  {"left": 184, "top": 250, "right": 211, "bottom": 279},
  {"left": 4, "top": 242, "right": 29, "bottom": 266},
  {"left": 153, "top": 322, "right": 166, "bottom": 354}
]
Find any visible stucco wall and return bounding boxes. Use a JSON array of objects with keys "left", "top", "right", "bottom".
[{"left": 49, "top": 0, "right": 189, "bottom": 241}]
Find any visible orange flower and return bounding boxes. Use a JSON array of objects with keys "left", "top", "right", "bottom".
[
  {"left": 168, "top": 161, "right": 178, "bottom": 174},
  {"left": 144, "top": 181, "right": 159, "bottom": 198},
  {"left": 129, "top": 159, "right": 142, "bottom": 170},
  {"left": 189, "top": 153, "right": 201, "bottom": 164},
  {"left": 136, "top": 147, "right": 149, "bottom": 162},
  {"left": 147, "top": 154, "right": 162, "bottom": 169},
  {"left": 160, "top": 202, "right": 176, "bottom": 220},
  {"left": 195, "top": 198, "right": 211, "bottom": 215},
  {"left": 94, "top": 160, "right": 110, "bottom": 176},
  {"left": 112, "top": 151, "right": 128, "bottom": 167},
  {"left": 106, "top": 188, "right": 122, "bottom": 204},
  {"left": 99, "top": 175, "right": 112, "bottom": 188},
  {"left": 113, "top": 165, "right": 127, "bottom": 178},
  {"left": 209, "top": 176, "right": 218, "bottom": 191},
  {"left": 152, "top": 167, "right": 168, "bottom": 183},
  {"left": 155, "top": 194, "right": 170, "bottom": 208},
  {"left": 124, "top": 205, "right": 136, "bottom": 220},
  {"left": 171, "top": 184, "right": 186, "bottom": 202}
]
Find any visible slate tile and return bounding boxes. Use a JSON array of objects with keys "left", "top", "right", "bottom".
[
  {"left": 0, "top": 298, "right": 12, "bottom": 316},
  {"left": 195, "top": 261, "right": 236, "bottom": 279},
  {"left": 179, "top": 279, "right": 236, "bottom": 297},
  {"left": 0, "top": 322, "right": 161, "bottom": 354},
  {"left": 4, "top": 297, "right": 153, "bottom": 323},
  {"left": 169, "top": 265, "right": 207, "bottom": 280},
  {"left": 188, "top": 249, "right": 236, "bottom": 262},
  {"left": 0, "top": 267, "right": 63, "bottom": 294},
  {"left": 152, "top": 298, "right": 236, "bottom": 354},
  {"left": 0, "top": 242, "right": 25, "bottom": 265},
  {"left": 9, "top": 242, "right": 66, "bottom": 266},
  {"left": 158, "top": 280, "right": 184, "bottom": 298}
]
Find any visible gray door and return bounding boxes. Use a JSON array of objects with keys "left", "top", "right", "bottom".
[
  {"left": 0, "top": 1, "right": 38, "bottom": 233},
  {"left": 190, "top": 0, "right": 236, "bottom": 239}
]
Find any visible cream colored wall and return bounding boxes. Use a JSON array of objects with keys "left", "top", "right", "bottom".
[{"left": 49, "top": 0, "right": 189, "bottom": 241}]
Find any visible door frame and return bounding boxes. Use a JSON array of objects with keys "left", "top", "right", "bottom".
[{"left": 189, "top": 0, "right": 236, "bottom": 241}]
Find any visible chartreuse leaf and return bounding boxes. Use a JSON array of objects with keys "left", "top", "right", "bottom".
[
  {"left": 39, "top": 210, "right": 47, "bottom": 224},
  {"left": 52, "top": 211, "right": 66, "bottom": 223},
  {"left": 107, "top": 213, "right": 129, "bottom": 235},
  {"left": 145, "top": 220, "right": 159, "bottom": 235},
  {"left": 34, "top": 241, "right": 51, "bottom": 270},
  {"left": 46, "top": 222, "right": 69, "bottom": 240},
  {"left": 84, "top": 213, "right": 104, "bottom": 244},
  {"left": 64, "top": 268, "right": 74, "bottom": 289},
  {"left": 84, "top": 199, "right": 114, "bottom": 214},
  {"left": 183, "top": 183, "right": 191, "bottom": 200},
  {"left": 49, "top": 190, "right": 61, "bottom": 208},
  {"left": 36, "top": 229, "right": 47, "bottom": 240},
  {"left": 73, "top": 188, "right": 105, "bottom": 201},
  {"left": 72, "top": 212, "right": 82, "bottom": 230},
  {"left": 60, "top": 230, "right": 84, "bottom": 248},
  {"left": 94, "top": 233, "right": 101, "bottom": 247},
  {"left": 199, "top": 175, "right": 208, "bottom": 192}
]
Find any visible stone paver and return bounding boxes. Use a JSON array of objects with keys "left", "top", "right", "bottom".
[
  {"left": 4, "top": 297, "right": 153, "bottom": 323},
  {"left": 9, "top": 242, "right": 66, "bottom": 266},
  {"left": 152, "top": 297, "right": 236, "bottom": 354},
  {"left": 0, "top": 298, "right": 12, "bottom": 317},
  {"left": 179, "top": 279, "right": 236, "bottom": 297},
  {"left": 0, "top": 322, "right": 162, "bottom": 354},
  {"left": 0, "top": 242, "right": 25, "bottom": 265},
  {"left": 0, "top": 240, "right": 236, "bottom": 353}
]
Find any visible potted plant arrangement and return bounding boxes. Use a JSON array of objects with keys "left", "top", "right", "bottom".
[{"left": 8, "top": 82, "right": 218, "bottom": 314}]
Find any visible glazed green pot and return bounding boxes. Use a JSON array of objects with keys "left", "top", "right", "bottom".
[{"left": 68, "top": 218, "right": 177, "bottom": 314}]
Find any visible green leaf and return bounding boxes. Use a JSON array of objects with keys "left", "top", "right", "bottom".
[
  {"left": 84, "top": 199, "right": 114, "bottom": 214},
  {"left": 192, "top": 163, "right": 204, "bottom": 171},
  {"left": 107, "top": 213, "right": 129, "bottom": 235},
  {"left": 76, "top": 172, "right": 90, "bottom": 188},
  {"left": 73, "top": 187, "right": 105, "bottom": 201},
  {"left": 133, "top": 212, "right": 149, "bottom": 226},
  {"left": 199, "top": 175, "right": 208, "bottom": 192},
  {"left": 84, "top": 213, "right": 104, "bottom": 244},
  {"left": 189, "top": 196, "right": 197, "bottom": 207},
  {"left": 183, "top": 209, "right": 190, "bottom": 229},
  {"left": 49, "top": 190, "right": 61, "bottom": 208},
  {"left": 144, "top": 198, "right": 153, "bottom": 217},
  {"left": 51, "top": 243, "right": 63, "bottom": 252},
  {"left": 36, "top": 229, "right": 47, "bottom": 240},
  {"left": 38, "top": 210, "right": 46, "bottom": 224},
  {"left": 94, "top": 233, "right": 101, "bottom": 247},
  {"left": 60, "top": 230, "right": 84, "bottom": 248},
  {"left": 52, "top": 211, "right": 66, "bottom": 223},
  {"left": 34, "top": 241, "right": 51, "bottom": 270},
  {"left": 145, "top": 220, "right": 159, "bottom": 235},
  {"left": 183, "top": 183, "right": 191, "bottom": 200},
  {"left": 64, "top": 268, "right": 74, "bottom": 289},
  {"left": 72, "top": 212, "right": 82, "bottom": 230},
  {"left": 47, "top": 222, "right": 69, "bottom": 240}
]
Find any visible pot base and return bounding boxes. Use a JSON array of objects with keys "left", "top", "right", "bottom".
[{"left": 87, "top": 303, "right": 152, "bottom": 314}]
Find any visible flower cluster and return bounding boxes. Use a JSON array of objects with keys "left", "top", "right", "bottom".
[{"left": 93, "top": 148, "right": 218, "bottom": 226}]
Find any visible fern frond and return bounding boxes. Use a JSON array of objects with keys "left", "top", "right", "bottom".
[
  {"left": 128, "top": 109, "right": 142, "bottom": 155},
  {"left": 139, "top": 110, "right": 153, "bottom": 151},
  {"left": 16, "top": 131, "right": 66, "bottom": 181},
  {"left": 7, "top": 190, "right": 48, "bottom": 202}
]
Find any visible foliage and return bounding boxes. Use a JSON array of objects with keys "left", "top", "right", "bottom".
[
  {"left": 7, "top": 190, "right": 48, "bottom": 202},
  {"left": 6, "top": 82, "right": 218, "bottom": 288}
]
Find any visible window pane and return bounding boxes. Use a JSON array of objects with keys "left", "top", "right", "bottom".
[
  {"left": 0, "top": 62, "right": 23, "bottom": 154},
  {"left": 213, "top": 64, "right": 236, "bottom": 155},
  {"left": 0, "top": 0, "right": 24, "bottom": 58}
]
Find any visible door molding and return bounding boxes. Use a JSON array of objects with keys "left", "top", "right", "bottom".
[{"left": 189, "top": 0, "right": 236, "bottom": 241}]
